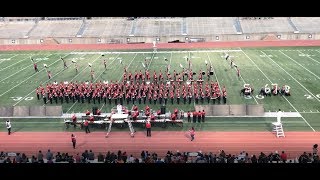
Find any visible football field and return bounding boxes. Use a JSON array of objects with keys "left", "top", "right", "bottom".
[{"left": 0, "top": 46, "right": 319, "bottom": 132}]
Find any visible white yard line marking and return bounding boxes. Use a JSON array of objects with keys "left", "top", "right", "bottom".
[
  {"left": 261, "top": 51, "right": 320, "bottom": 102},
  {"left": 13, "top": 54, "right": 78, "bottom": 106},
  {"left": 226, "top": 50, "right": 259, "bottom": 104},
  {"left": 0, "top": 55, "right": 25, "bottom": 72},
  {"left": 245, "top": 50, "right": 316, "bottom": 132},
  {"left": 206, "top": 51, "right": 238, "bottom": 104},
  {"left": 0, "top": 55, "right": 65, "bottom": 98},
  {"left": 64, "top": 54, "right": 111, "bottom": 113},
  {"left": 93, "top": 53, "right": 119, "bottom": 82},
  {"left": 66, "top": 53, "right": 138, "bottom": 114},
  {"left": 280, "top": 51, "right": 320, "bottom": 79},
  {"left": 297, "top": 50, "right": 320, "bottom": 65},
  {"left": 147, "top": 52, "right": 156, "bottom": 70},
  {"left": 0, "top": 54, "right": 53, "bottom": 83}
]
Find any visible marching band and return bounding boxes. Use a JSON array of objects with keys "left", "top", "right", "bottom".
[{"left": 36, "top": 67, "right": 228, "bottom": 105}]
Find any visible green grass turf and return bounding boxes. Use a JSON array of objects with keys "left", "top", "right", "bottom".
[{"left": 0, "top": 47, "right": 319, "bottom": 132}]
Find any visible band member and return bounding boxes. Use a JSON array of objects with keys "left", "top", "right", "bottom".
[
  {"left": 236, "top": 68, "right": 240, "bottom": 80},
  {"left": 34, "top": 62, "right": 39, "bottom": 72},
  {"left": 187, "top": 111, "right": 191, "bottom": 123},
  {"left": 142, "top": 91, "right": 147, "bottom": 104},
  {"left": 36, "top": 88, "right": 40, "bottom": 100},
  {"left": 71, "top": 92, "right": 75, "bottom": 103},
  {"left": 164, "top": 93, "right": 168, "bottom": 105},
  {"left": 60, "top": 92, "right": 64, "bottom": 104},
  {"left": 85, "top": 109, "right": 90, "bottom": 116},
  {"left": 72, "top": 114, "right": 77, "bottom": 128},
  {"left": 103, "top": 59, "right": 107, "bottom": 69},
  {"left": 195, "top": 93, "right": 199, "bottom": 104},
  {"left": 96, "top": 108, "right": 101, "bottom": 115},
  {"left": 49, "top": 93, "right": 53, "bottom": 104},
  {"left": 75, "top": 63, "right": 79, "bottom": 74},
  {"left": 230, "top": 60, "right": 234, "bottom": 68},
  {"left": 201, "top": 110, "right": 205, "bottom": 122},
  {"left": 198, "top": 111, "right": 201, "bottom": 123},
  {"left": 61, "top": 57, "right": 68, "bottom": 69},
  {"left": 170, "top": 92, "right": 174, "bottom": 104},
  {"left": 223, "top": 91, "right": 227, "bottom": 104},
  {"left": 188, "top": 93, "right": 192, "bottom": 104},
  {"left": 54, "top": 93, "right": 58, "bottom": 104},
  {"left": 42, "top": 92, "right": 47, "bottom": 104},
  {"left": 103, "top": 92, "right": 107, "bottom": 104},
  {"left": 84, "top": 119, "right": 90, "bottom": 133},
  {"left": 225, "top": 54, "right": 229, "bottom": 60},
  {"left": 47, "top": 71, "right": 52, "bottom": 79},
  {"left": 65, "top": 92, "right": 69, "bottom": 103},
  {"left": 91, "top": 70, "right": 95, "bottom": 81},
  {"left": 192, "top": 110, "right": 197, "bottom": 123}
]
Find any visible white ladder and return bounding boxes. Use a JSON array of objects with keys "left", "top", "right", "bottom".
[
  {"left": 272, "top": 123, "right": 285, "bottom": 138},
  {"left": 127, "top": 119, "right": 135, "bottom": 137},
  {"left": 105, "top": 120, "right": 113, "bottom": 137}
]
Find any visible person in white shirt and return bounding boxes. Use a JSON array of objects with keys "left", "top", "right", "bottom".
[
  {"left": 5, "top": 120, "right": 11, "bottom": 135},
  {"left": 277, "top": 109, "right": 283, "bottom": 123}
]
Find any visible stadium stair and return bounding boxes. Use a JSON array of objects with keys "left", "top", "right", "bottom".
[
  {"left": 129, "top": 20, "right": 136, "bottom": 36},
  {"left": 234, "top": 17, "right": 243, "bottom": 34},
  {"left": 287, "top": 17, "right": 299, "bottom": 33},
  {"left": 76, "top": 18, "right": 87, "bottom": 37},
  {"left": 24, "top": 19, "right": 39, "bottom": 38},
  {"left": 182, "top": 17, "right": 187, "bottom": 35}
]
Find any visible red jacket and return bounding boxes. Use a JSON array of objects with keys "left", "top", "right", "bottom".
[{"left": 146, "top": 122, "right": 151, "bottom": 128}]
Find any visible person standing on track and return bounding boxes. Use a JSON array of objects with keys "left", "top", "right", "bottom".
[
  {"left": 5, "top": 120, "right": 11, "bottom": 135},
  {"left": 189, "top": 127, "right": 195, "bottom": 141},
  {"left": 71, "top": 134, "right": 76, "bottom": 149},
  {"left": 84, "top": 119, "right": 90, "bottom": 133},
  {"left": 146, "top": 119, "right": 151, "bottom": 137}
]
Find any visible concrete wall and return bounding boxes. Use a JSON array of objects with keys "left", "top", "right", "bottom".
[{"left": 1, "top": 32, "right": 320, "bottom": 45}]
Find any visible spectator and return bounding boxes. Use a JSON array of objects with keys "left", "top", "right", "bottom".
[
  {"left": 97, "top": 153, "right": 104, "bottom": 162},
  {"left": 280, "top": 151, "right": 287, "bottom": 163},
  {"left": 16, "top": 153, "right": 22, "bottom": 163},
  {"left": 31, "top": 155, "right": 37, "bottom": 163},
  {"left": 46, "top": 149, "right": 53, "bottom": 160},
  {"left": 251, "top": 155, "right": 257, "bottom": 163},
  {"left": 37, "top": 150, "right": 44, "bottom": 163},
  {"left": 313, "top": 144, "right": 318, "bottom": 156},
  {"left": 75, "top": 153, "right": 81, "bottom": 163},
  {"left": 127, "top": 155, "right": 134, "bottom": 163},
  {"left": 21, "top": 153, "right": 28, "bottom": 163},
  {"left": 55, "top": 152, "right": 62, "bottom": 162},
  {"left": 88, "top": 150, "right": 95, "bottom": 160}
]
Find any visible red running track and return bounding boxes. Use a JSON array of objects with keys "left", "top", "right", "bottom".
[
  {"left": 1, "top": 131, "right": 319, "bottom": 159},
  {"left": 1, "top": 40, "right": 320, "bottom": 51}
]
